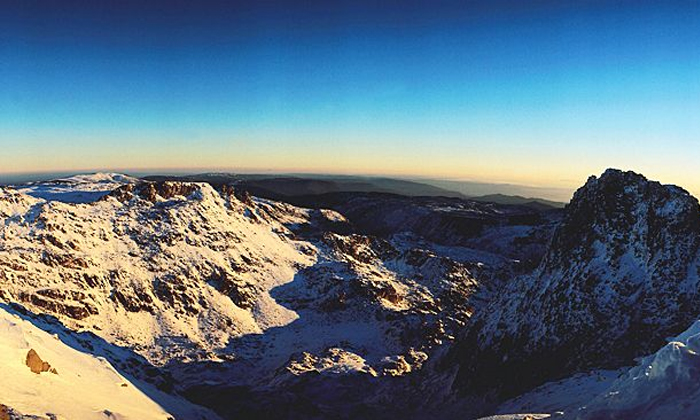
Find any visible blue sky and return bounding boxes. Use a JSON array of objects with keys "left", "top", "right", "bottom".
[{"left": 1, "top": 0, "right": 699, "bottom": 194}]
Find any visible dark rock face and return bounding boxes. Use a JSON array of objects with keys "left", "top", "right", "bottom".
[
  {"left": 449, "top": 169, "right": 700, "bottom": 402},
  {"left": 0, "top": 404, "right": 24, "bottom": 420},
  {"left": 105, "top": 181, "right": 200, "bottom": 203},
  {"left": 19, "top": 290, "right": 98, "bottom": 321},
  {"left": 110, "top": 288, "right": 155, "bottom": 313},
  {"left": 0, "top": 404, "right": 55, "bottom": 420},
  {"left": 207, "top": 269, "right": 258, "bottom": 310}
]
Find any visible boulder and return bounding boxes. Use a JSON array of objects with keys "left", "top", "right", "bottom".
[{"left": 26, "top": 349, "right": 58, "bottom": 375}]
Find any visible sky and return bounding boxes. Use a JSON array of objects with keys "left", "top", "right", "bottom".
[{"left": 1, "top": 0, "right": 699, "bottom": 196}]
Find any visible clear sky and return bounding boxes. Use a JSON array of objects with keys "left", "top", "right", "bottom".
[{"left": 1, "top": 0, "right": 699, "bottom": 195}]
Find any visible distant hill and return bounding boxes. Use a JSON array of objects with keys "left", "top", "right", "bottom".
[
  {"left": 469, "top": 193, "right": 566, "bottom": 209},
  {"left": 144, "top": 173, "right": 467, "bottom": 199},
  {"left": 413, "top": 178, "right": 574, "bottom": 203},
  {"left": 141, "top": 173, "right": 572, "bottom": 210}
]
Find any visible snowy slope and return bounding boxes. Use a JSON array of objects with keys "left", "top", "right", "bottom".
[
  {"left": 0, "top": 304, "right": 217, "bottom": 420},
  {"left": 10, "top": 169, "right": 700, "bottom": 420},
  {"left": 570, "top": 319, "right": 700, "bottom": 419},
  {"left": 475, "top": 318, "right": 700, "bottom": 419}
]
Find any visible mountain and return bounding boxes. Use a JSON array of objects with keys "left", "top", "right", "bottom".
[
  {"left": 0, "top": 173, "right": 557, "bottom": 419},
  {"left": 413, "top": 178, "right": 574, "bottom": 203},
  {"left": 250, "top": 191, "right": 559, "bottom": 248},
  {"left": 14, "top": 172, "right": 139, "bottom": 203},
  {"left": 448, "top": 169, "right": 700, "bottom": 409},
  {"left": 1, "top": 175, "right": 315, "bottom": 363}
]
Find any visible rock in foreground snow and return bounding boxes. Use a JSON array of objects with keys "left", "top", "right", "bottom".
[{"left": 0, "top": 305, "right": 216, "bottom": 420}]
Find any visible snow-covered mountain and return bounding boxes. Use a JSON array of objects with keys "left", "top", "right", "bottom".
[
  {"left": 1, "top": 175, "right": 316, "bottom": 364},
  {"left": 448, "top": 169, "right": 700, "bottom": 413},
  {"left": 2, "top": 173, "right": 547, "bottom": 419},
  {"left": 14, "top": 172, "right": 139, "bottom": 203}
]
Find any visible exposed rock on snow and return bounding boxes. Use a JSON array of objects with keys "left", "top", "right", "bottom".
[
  {"left": 0, "top": 176, "right": 315, "bottom": 363},
  {"left": 25, "top": 349, "right": 57, "bottom": 374},
  {"left": 282, "top": 348, "right": 379, "bottom": 378}
]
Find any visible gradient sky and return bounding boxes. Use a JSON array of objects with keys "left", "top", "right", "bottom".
[{"left": 1, "top": 0, "right": 699, "bottom": 195}]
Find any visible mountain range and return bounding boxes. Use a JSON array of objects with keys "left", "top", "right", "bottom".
[{"left": 0, "top": 169, "right": 698, "bottom": 419}]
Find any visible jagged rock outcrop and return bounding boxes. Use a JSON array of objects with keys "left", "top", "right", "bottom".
[
  {"left": 449, "top": 169, "right": 700, "bottom": 402},
  {"left": 106, "top": 181, "right": 201, "bottom": 203},
  {"left": 0, "top": 404, "right": 52, "bottom": 420}
]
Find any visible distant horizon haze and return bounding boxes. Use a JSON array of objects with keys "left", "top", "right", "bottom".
[
  {"left": 1, "top": 165, "right": 697, "bottom": 204},
  {"left": 1, "top": 1, "right": 698, "bottom": 199}
]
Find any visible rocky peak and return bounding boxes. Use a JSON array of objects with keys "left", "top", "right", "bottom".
[
  {"left": 543, "top": 168, "right": 700, "bottom": 273},
  {"left": 449, "top": 169, "right": 700, "bottom": 404}
]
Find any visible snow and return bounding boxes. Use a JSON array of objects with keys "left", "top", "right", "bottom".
[
  {"left": 0, "top": 172, "right": 493, "bottom": 410},
  {"left": 477, "top": 320, "right": 700, "bottom": 420},
  {"left": 14, "top": 173, "right": 138, "bottom": 203},
  {"left": 0, "top": 304, "right": 212, "bottom": 420},
  {"left": 0, "top": 172, "right": 569, "bottom": 418},
  {"left": 487, "top": 369, "right": 622, "bottom": 419},
  {"left": 569, "top": 320, "right": 700, "bottom": 419},
  {"left": 0, "top": 177, "right": 315, "bottom": 363}
]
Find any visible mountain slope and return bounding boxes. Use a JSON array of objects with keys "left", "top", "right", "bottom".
[
  {"left": 0, "top": 303, "right": 216, "bottom": 420},
  {"left": 1, "top": 177, "right": 315, "bottom": 363},
  {"left": 449, "top": 169, "right": 700, "bottom": 403},
  {"left": 469, "top": 194, "right": 565, "bottom": 210},
  {"left": 482, "top": 316, "right": 700, "bottom": 419},
  {"left": 3, "top": 173, "right": 532, "bottom": 419}
]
